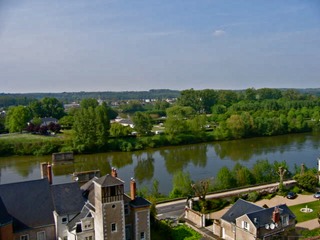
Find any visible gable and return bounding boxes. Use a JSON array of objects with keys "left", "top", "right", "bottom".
[{"left": 221, "top": 199, "right": 263, "bottom": 223}]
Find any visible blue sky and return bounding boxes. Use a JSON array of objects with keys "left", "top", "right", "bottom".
[{"left": 0, "top": 0, "right": 319, "bottom": 93}]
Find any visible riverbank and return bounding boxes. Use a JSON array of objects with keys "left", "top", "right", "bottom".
[{"left": 2, "top": 129, "right": 318, "bottom": 157}]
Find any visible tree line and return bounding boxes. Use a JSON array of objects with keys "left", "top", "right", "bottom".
[{"left": 1, "top": 88, "right": 320, "bottom": 155}]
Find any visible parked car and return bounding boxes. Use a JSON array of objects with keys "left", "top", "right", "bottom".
[
  {"left": 314, "top": 192, "right": 320, "bottom": 199},
  {"left": 286, "top": 192, "right": 297, "bottom": 199}
]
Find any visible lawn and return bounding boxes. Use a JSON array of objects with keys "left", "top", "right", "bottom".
[
  {"left": 0, "top": 130, "right": 72, "bottom": 143},
  {"left": 289, "top": 200, "right": 320, "bottom": 223}
]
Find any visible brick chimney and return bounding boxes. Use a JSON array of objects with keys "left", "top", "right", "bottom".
[
  {"left": 130, "top": 178, "right": 136, "bottom": 200},
  {"left": 272, "top": 207, "right": 280, "bottom": 223},
  {"left": 40, "top": 162, "right": 49, "bottom": 179},
  {"left": 47, "top": 164, "right": 53, "bottom": 185},
  {"left": 111, "top": 167, "right": 118, "bottom": 178}
]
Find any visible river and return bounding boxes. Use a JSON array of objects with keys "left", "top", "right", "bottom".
[{"left": 0, "top": 132, "right": 319, "bottom": 195}]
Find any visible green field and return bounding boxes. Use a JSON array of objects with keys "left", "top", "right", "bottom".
[{"left": 289, "top": 200, "right": 320, "bottom": 223}]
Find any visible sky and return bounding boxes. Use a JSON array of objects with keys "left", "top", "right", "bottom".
[{"left": 0, "top": 0, "right": 319, "bottom": 93}]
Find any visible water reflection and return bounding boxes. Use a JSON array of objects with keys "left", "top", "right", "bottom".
[
  {"left": 160, "top": 144, "right": 207, "bottom": 174},
  {"left": 0, "top": 132, "right": 319, "bottom": 194},
  {"left": 134, "top": 153, "right": 154, "bottom": 183}
]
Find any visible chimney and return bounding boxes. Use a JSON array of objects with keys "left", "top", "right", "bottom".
[
  {"left": 272, "top": 207, "right": 280, "bottom": 223},
  {"left": 47, "top": 164, "right": 53, "bottom": 185},
  {"left": 111, "top": 167, "right": 118, "bottom": 178},
  {"left": 130, "top": 178, "right": 136, "bottom": 200},
  {"left": 40, "top": 162, "right": 49, "bottom": 179}
]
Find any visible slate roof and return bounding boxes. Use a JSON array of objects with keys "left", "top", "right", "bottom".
[
  {"left": 67, "top": 204, "right": 92, "bottom": 232},
  {"left": 93, "top": 174, "right": 124, "bottom": 187},
  {"left": 130, "top": 196, "right": 151, "bottom": 208},
  {"left": 221, "top": 199, "right": 264, "bottom": 223},
  {"left": 0, "top": 196, "right": 12, "bottom": 225},
  {"left": 51, "top": 182, "right": 85, "bottom": 215},
  {"left": 0, "top": 179, "right": 55, "bottom": 231},
  {"left": 246, "top": 204, "right": 296, "bottom": 227}
]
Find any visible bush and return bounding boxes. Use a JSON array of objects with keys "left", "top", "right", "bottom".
[{"left": 247, "top": 191, "right": 260, "bottom": 202}]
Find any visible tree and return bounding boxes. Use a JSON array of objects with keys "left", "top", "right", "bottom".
[
  {"left": 215, "top": 166, "right": 236, "bottom": 190},
  {"left": 132, "top": 112, "right": 153, "bottom": 135},
  {"left": 252, "top": 160, "right": 274, "bottom": 183},
  {"left": 5, "top": 105, "right": 31, "bottom": 133},
  {"left": 72, "top": 104, "right": 110, "bottom": 152},
  {"left": 110, "top": 123, "right": 132, "bottom": 137},
  {"left": 41, "top": 97, "right": 65, "bottom": 119},
  {"left": 232, "top": 163, "right": 255, "bottom": 187},
  {"left": 165, "top": 106, "right": 195, "bottom": 137},
  {"left": 80, "top": 98, "right": 99, "bottom": 109},
  {"left": 226, "top": 114, "right": 245, "bottom": 138},
  {"left": 169, "top": 171, "right": 193, "bottom": 198},
  {"left": 294, "top": 171, "right": 318, "bottom": 192},
  {"left": 177, "top": 89, "right": 202, "bottom": 113},
  {"left": 95, "top": 103, "right": 110, "bottom": 147}
]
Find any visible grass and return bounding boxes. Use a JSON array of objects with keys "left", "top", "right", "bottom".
[
  {"left": 289, "top": 200, "right": 320, "bottom": 222},
  {"left": 0, "top": 130, "right": 72, "bottom": 143},
  {"left": 151, "top": 221, "right": 202, "bottom": 240}
]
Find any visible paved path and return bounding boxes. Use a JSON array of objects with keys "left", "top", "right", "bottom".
[{"left": 156, "top": 180, "right": 296, "bottom": 220}]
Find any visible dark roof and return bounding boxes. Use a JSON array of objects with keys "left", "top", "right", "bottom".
[
  {"left": 93, "top": 174, "right": 124, "bottom": 187},
  {"left": 67, "top": 204, "right": 92, "bottom": 231},
  {"left": 0, "top": 196, "right": 12, "bottom": 225},
  {"left": 246, "top": 204, "right": 296, "bottom": 227},
  {"left": 0, "top": 179, "right": 54, "bottom": 231},
  {"left": 221, "top": 199, "right": 263, "bottom": 223},
  {"left": 130, "top": 196, "right": 151, "bottom": 208},
  {"left": 80, "top": 177, "right": 97, "bottom": 207},
  {"left": 51, "top": 182, "right": 85, "bottom": 215}
]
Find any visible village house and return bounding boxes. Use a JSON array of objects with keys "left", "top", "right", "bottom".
[
  {"left": 214, "top": 199, "right": 296, "bottom": 240},
  {"left": 0, "top": 166, "right": 151, "bottom": 240}
]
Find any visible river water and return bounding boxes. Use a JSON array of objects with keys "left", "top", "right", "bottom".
[{"left": 0, "top": 132, "right": 319, "bottom": 195}]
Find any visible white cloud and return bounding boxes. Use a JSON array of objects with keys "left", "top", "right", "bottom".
[{"left": 213, "top": 30, "right": 226, "bottom": 37}]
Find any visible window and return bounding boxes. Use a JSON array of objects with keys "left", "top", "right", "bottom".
[
  {"left": 85, "top": 237, "right": 93, "bottom": 240},
  {"left": 124, "top": 204, "right": 129, "bottom": 215},
  {"left": 111, "top": 223, "right": 117, "bottom": 232},
  {"left": 37, "top": 231, "right": 46, "bottom": 240},
  {"left": 62, "top": 217, "right": 68, "bottom": 224},
  {"left": 140, "top": 232, "right": 145, "bottom": 240},
  {"left": 20, "top": 235, "right": 29, "bottom": 240},
  {"left": 242, "top": 221, "right": 250, "bottom": 231},
  {"left": 281, "top": 215, "right": 289, "bottom": 226}
]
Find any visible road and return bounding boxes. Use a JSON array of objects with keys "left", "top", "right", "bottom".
[{"left": 156, "top": 180, "right": 296, "bottom": 220}]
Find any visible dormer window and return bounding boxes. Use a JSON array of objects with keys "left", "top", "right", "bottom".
[{"left": 281, "top": 215, "right": 289, "bottom": 226}]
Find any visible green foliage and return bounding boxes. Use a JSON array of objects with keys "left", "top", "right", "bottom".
[
  {"left": 247, "top": 191, "right": 260, "bottom": 202},
  {"left": 80, "top": 98, "right": 98, "bottom": 109},
  {"left": 299, "top": 228, "right": 320, "bottom": 238},
  {"left": 169, "top": 171, "right": 193, "bottom": 198},
  {"left": 5, "top": 105, "right": 31, "bottom": 133},
  {"left": 132, "top": 112, "right": 153, "bottom": 135},
  {"left": 294, "top": 171, "right": 318, "bottom": 192},
  {"left": 40, "top": 97, "right": 65, "bottom": 119},
  {"left": 110, "top": 123, "right": 132, "bottom": 137},
  {"left": 193, "top": 198, "right": 228, "bottom": 213},
  {"left": 214, "top": 166, "right": 236, "bottom": 190},
  {"left": 72, "top": 104, "right": 110, "bottom": 152}
]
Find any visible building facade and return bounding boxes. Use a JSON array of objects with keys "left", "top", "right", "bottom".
[{"left": 0, "top": 166, "right": 151, "bottom": 240}]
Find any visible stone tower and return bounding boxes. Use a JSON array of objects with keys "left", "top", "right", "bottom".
[{"left": 93, "top": 174, "right": 126, "bottom": 240}]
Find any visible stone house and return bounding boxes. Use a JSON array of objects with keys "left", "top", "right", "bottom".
[
  {"left": 215, "top": 199, "right": 296, "bottom": 240},
  {"left": 0, "top": 166, "right": 151, "bottom": 240}
]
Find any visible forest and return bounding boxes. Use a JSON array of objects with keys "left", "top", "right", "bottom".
[{"left": 1, "top": 88, "right": 320, "bottom": 156}]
